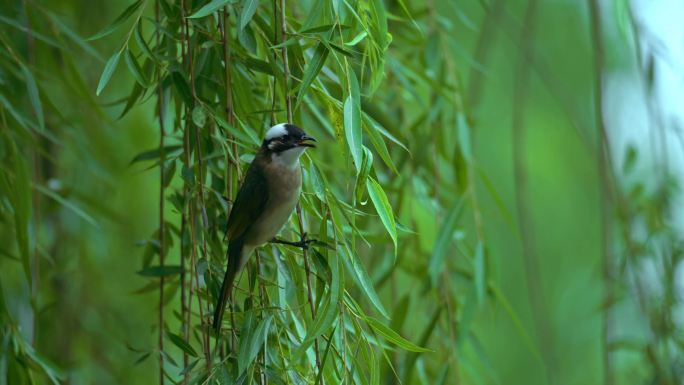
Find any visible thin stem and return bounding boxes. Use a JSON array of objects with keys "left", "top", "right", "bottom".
[
  {"left": 219, "top": 5, "right": 239, "bottom": 354},
  {"left": 279, "top": 0, "right": 293, "bottom": 123},
  {"left": 180, "top": 213, "right": 189, "bottom": 385},
  {"left": 586, "top": 1, "right": 614, "bottom": 384},
  {"left": 180, "top": 0, "right": 210, "bottom": 364},
  {"left": 22, "top": 0, "right": 40, "bottom": 344},
  {"left": 512, "top": 1, "right": 558, "bottom": 384},
  {"left": 256, "top": 251, "right": 268, "bottom": 385},
  {"left": 155, "top": 1, "right": 165, "bottom": 383},
  {"left": 468, "top": 0, "right": 503, "bottom": 111}
]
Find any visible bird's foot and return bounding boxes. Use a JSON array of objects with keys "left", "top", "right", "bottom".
[{"left": 270, "top": 234, "right": 318, "bottom": 250}]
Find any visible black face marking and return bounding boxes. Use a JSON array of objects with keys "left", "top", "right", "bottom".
[{"left": 262, "top": 124, "right": 315, "bottom": 153}]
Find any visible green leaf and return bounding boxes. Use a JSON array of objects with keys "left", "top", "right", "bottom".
[
  {"left": 345, "top": 31, "right": 367, "bottom": 46},
  {"left": 300, "top": 252, "right": 342, "bottom": 349},
  {"left": 134, "top": 22, "right": 155, "bottom": 60},
  {"left": 86, "top": 0, "right": 143, "bottom": 41},
  {"left": 171, "top": 71, "right": 193, "bottom": 105},
  {"left": 238, "top": 314, "right": 272, "bottom": 375},
  {"left": 427, "top": 198, "right": 465, "bottom": 286},
  {"left": 137, "top": 265, "right": 183, "bottom": 277},
  {"left": 238, "top": 0, "right": 258, "bottom": 31},
  {"left": 366, "top": 177, "right": 397, "bottom": 254},
  {"left": 96, "top": 51, "right": 122, "bottom": 96},
  {"left": 124, "top": 49, "right": 147, "bottom": 87},
  {"left": 457, "top": 112, "right": 472, "bottom": 162},
  {"left": 188, "top": 0, "right": 234, "bottom": 18},
  {"left": 34, "top": 184, "right": 99, "bottom": 228},
  {"left": 342, "top": 246, "right": 389, "bottom": 319},
  {"left": 344, "top": 70, "right": 362, "bottom": 173},
  {"left": 296, "top": 43, "right": 329, "bottom": 110},
  {"left": 20, "top": 66, "right": 44, "bottom": 131},
  {"left": 0, "top": 134, "right": 32, "bottom": 286},
  {"left": 365, "top": 316, "right": 431, "bottom": 352},
  {"left": 363, "top": 118, "right": 399, "bottom": 173},
  {"left": 474, "top": 241, "right": 486, "bottom": 303},
  {"left": 130, "top": 145, "right": 182, "bottom": 164},
  {"left": 355, "top": 146, "right": 373, "bottom": 204},
  {"left": 166, "top": 331, "right": 198, "bottom": 357}
]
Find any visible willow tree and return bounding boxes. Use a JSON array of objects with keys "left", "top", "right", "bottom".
[{"left": 1, "top": 0, "right": 514, "bottom": 384}]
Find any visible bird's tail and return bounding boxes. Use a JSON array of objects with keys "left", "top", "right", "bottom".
[{"left": 213, "top": 240, "right": 242, "bottom": 333}]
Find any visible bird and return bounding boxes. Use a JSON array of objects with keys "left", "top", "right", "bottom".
[{"left": 213, "top": 123, "right": 316, "bottom": 332}]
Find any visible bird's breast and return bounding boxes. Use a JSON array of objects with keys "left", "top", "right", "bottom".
[{"left": 245, "top": 163, "right": 302, "bottom": 247}]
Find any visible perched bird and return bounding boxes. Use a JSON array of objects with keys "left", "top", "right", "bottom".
[{"left": 213, "top": 123, "right": 316, "bottom": 332}]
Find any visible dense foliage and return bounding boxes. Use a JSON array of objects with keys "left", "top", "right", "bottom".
[{"left": 1, "top": 0, "right": 682, "bottom": 384}]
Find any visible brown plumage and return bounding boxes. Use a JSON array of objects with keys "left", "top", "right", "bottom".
[{"left": 213, "top": 123, "right": 315, "bottom": 332}]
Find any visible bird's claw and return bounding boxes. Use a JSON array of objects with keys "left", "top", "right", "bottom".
[{"left": 270, "top": 234, "right": 319, "bottom": 250}]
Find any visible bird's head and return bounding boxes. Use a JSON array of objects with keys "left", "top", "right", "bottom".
[{"left": 262, "top": 123, "right": 316, "bottom": 167}]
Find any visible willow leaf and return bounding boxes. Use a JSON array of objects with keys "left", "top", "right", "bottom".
[
  {"left": 96, "top": 51, "right": 122, "bottom": 96},
  {"left": 366, "top": 177, "right": 397, "bottom": 255},
  {"left": 344, "top": 70, "right": 362, "bottom": 174}
]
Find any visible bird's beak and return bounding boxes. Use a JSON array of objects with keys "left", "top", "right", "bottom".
[{"left": 298, "top": 135, "right": 317, "bottom": 148}]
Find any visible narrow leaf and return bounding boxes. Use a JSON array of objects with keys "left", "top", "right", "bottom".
[
  {"left": 296, "top": 43, "right": 329, "bottom": 110},
  {"left": 21, "top": 66, "right": 44, "bottom": 130},
  {"left": 137, "top": 265, "right": 183, "bottom": 277},
  {"left": 34, "top": 184, "right": 99, "bottom": 228},
  {"left": 130, "top": 145, "right": 182, "bottom": 164},
  {"left": 345, "top": 31, "right": 367, "bottom": 46},
  {"left": 343, "top": 246, "right": 389, "bottom": 318},
  {"left": 344, "top": 71, "right": 362, "bottom": 173},
  {"left": 238, "top": 315, "right": 272, "bottom": 374},
  {"left": 427, "top": 198, "right": 465, "bottom": 286},
  {"left": 96, "top": 51, "right": 122, "bottom": 96},
  {"left": 366, "top": 177, "right": 397, "bottom": 254},
  {"left": 238, "top": 0, "right": 258, "bottom": 30},
  {"left": 474, "top": 241, "right": 486, "bottom": 303},
  {"left": 365, "top": 316, "right": 431, "bottom": 352},
  {"left": 188, "top": 0, "right": 234, "bottom": 18},
  {"left": 166, "top": 331, "right": 198, "bottom": 357},
  {"left": 86, "top": 0, "right": 143, "bottom": 41},
  {"left": 354, "top": 147, "right": 373, "bottom": 204},
  {"left": 124, "top": 49, "right": 147, "bottom": 87}
]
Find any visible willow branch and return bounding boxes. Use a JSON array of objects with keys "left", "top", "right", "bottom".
[
  {"left": 154, "top": 1, "right": 166, "bottom": 383},
  {"left": 512, "top": 0, "right": 558, "bottom": 383},
  {"left": 180, "top": 0, "right": 210, "bottom": 364},
  {"left": 219, "top": 5, "right": 239, "bottom": 354},
  {"left": 586, "top": 1, "right": 614, "bottom": 384},
  {"left": 279, "top": 0, "right": 322, "bottom": 380}
]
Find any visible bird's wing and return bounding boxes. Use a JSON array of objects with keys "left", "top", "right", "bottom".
[{"left": 225, "top": 158, "right": 269, "bottom": 241}]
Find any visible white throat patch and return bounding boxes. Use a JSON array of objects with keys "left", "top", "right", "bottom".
[{"left": 272, "top": 146, "right": 306, "bottom": 169}]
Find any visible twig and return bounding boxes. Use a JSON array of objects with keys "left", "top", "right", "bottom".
[
  {"left": 22, "top": 0, "right": 41, "bottom": 344},
  {"left": 279, "top": 0, "right": 293, "bottom": 123},
  {"left": 512, "top": 1, "right": 559, "bottom": 384},
  {"left": 586, "top": 1, "right": 614, "bottom": 384},
  {"left": 219, "top": 4, "right": 239, "bottom": 355},
  {"left": 467, "top": 0, "right": 503, "bottom": 111},
  {"left": 180, "top": 0, "right": 211, "bottom": 364},
  {"left": 155, "top": 1, "right": 166, "bottom": 383}
]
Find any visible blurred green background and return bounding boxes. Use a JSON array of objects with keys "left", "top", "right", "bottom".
[{"left": 1, "top": 0, "right": 681, "bottom": 384}]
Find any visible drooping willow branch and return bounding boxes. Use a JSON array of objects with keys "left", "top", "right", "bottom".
[
  {"left": 586, "top": 1, "right": 614, "bottom": 384},
  {"left": 180, "top": 0, "right": 210, "bottom": 364},
  {"left": 278, "top": 0, "right": 322, "bottom": 381},
  {"left": 217, "top": 5, "right": 240, "bottom": 356},
  {"left": 154, "top": 1, "right": 166, "bottom": 384},
  {"left": 512, "top": 0, "right": 560, "bottom": 383}
]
